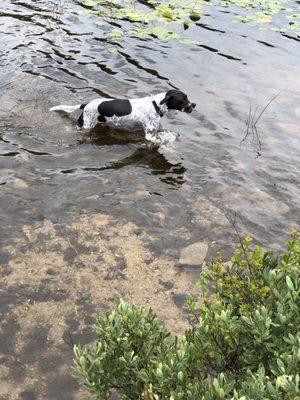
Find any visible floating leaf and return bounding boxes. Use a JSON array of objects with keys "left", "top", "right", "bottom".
[
  {"left": 162, "top": 10, "right": 174, "bottom": 20},
  {"left": 107, "top": 28, "right": 124, "bottom": 41},
  {"left": 257, "top": 15, "right": 272, "bottom": 23},
  {"left": 180, "top": 38, "right": 201, "bottom": 45},
  {"left": 189, "top": 12, "right": 201, "bottom": 22},
  {"left": 83, "top": 0, "right": 103, "bottom": 5},
  {"left": 70, "top": 0, "right": 300, "bottom": 44}
]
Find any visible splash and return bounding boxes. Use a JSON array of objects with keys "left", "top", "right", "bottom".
[{"left": 146, "top": 129, "right": 180, "bottom": 146}]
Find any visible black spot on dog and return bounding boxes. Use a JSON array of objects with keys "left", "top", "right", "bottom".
[
  {"left": 98, "top": 99, "right": 132, "bottom": 118},
  {"left": 80, "top": 103, "right": 87, "bottom": 109}
]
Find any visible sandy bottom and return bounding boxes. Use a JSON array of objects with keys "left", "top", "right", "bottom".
[{"left": 0, "top": 212, "right": 198, "bottom": 400}]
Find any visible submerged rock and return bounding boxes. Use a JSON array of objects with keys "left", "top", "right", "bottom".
[{"left": 179, "top": 242, "right": 208, "bottom": 266}]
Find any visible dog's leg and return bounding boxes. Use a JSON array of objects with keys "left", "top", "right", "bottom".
[
  {"left": 78, "top": 112, "right": 84, "bottom": 127},
  {"left": 145, "top": 131, "right": 155, "bottom": 142},
  {"left": 145, "top": 129, "right": 161, "bottom": 145},
  {"left": 143, "top": 117, "right": 160, "bottom": 142}
]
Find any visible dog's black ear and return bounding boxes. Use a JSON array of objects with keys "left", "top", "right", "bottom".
[{"left": 160, "top": 92, "right": 173, "bottom": 105}]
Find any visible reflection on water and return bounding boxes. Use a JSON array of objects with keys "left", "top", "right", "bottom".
[{"left": 61, "top": 129, "right": 187, "bottom": 188}]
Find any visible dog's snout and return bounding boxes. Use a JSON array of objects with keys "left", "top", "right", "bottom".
[{"left": 186, "top": 102, "right": 196, "bottom": 113}]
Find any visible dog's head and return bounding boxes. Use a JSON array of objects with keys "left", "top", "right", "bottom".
[{"left": 160, "top": 90, "right": 196, "bottom": 113}]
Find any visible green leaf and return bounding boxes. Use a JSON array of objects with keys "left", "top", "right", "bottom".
[
  {"left": 189, "top": 12, "right": 201, "bottom": 22},
  {"left": 286, "top": 276, "right": 294, "bottom": 291}
]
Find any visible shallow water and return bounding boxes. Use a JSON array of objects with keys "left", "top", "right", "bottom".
[{"left": 0, "top": 0, "right": 299, "bottom": 398}]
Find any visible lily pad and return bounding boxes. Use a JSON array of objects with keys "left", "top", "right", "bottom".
[
  {"left": 71, "top": 0, "right": 300, "bottom": 44},
  {"left": 74, "top": 0, "right": 203, "bottom": 44},
  {"left": 189, "top": 12, "right": 201, "bottom": 21}
]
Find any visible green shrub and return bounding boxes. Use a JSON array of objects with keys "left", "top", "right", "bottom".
[{"left": 74, "top": 233, "right": 300, "bottom": 399}]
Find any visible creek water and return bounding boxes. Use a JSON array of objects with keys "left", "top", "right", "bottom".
[
  {"left": 0, "top": 0, "right": 299, "bottom": 398},
  {"left": 1, "top": 0, "right": 299, "bottom": 250}
]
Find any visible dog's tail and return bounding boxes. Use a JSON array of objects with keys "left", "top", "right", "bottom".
[{"left": 49, "top": 104, "right": 86, "bottom": 113}]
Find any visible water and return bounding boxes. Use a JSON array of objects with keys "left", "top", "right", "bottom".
[{"left": 0, "top": 0, "right": 299, "bottom": 398}]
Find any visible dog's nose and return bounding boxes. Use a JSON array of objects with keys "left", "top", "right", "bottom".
[{"left": 187, "top": 103, "right": 196, "bottom": 113}]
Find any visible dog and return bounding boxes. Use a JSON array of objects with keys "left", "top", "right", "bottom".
[{"left": 50, "top": 90, "right": 196, "bottom": 142}]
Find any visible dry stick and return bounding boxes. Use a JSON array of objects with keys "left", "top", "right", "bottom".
[
  {"left": 241, "top": 104, "right": 257, "bottom": 146},
  {"left": 253, "top": 92, "right": 280, "bottom": 154},
  {"left": 251, "top": 105, "right": 258, "bottom": 138},
  {"left": 64, "top": 331, "right": 75, "bottom": 347},
  {"left": 222, "top": 209, "right": 252, "bottom": 273},
  {"left": 210, "top": 332, "right": 238, "bottom": 373},
  {"left": 249, "top": 105, "right": 261, "bottom": 156},
  {"left": 222, "top": 208, "right": 268, "bottom": 307},
  {"left": 253, "top": 123, "right": 262, "bottom": 158},
  {"left": 244, "top": 103, "right": 251, "bottom": 142},
  {"left": 189, "top": 307, "right": 201, "bottom": 325},
  {"left": 241, "top": 92, "right": 280, "bottom": 154},
  {"left": 254, "top": 92, "right": 280, "bottom": 128}
]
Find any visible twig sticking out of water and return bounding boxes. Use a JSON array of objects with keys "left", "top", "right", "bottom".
[
  {"left": 222, "top": 209, "right": 252, "bottom": 272},
  {"left": 241, "top": 92, "right": 280, "bottom": 158}
]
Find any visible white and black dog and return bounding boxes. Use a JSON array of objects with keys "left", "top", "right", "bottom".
[{"left": 50, "top": 90, "right": 196, "bottom": 142}]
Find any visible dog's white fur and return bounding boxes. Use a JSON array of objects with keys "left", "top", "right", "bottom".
[{"left": 50, "top": 93, "right": 168, "bottom": 142}]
